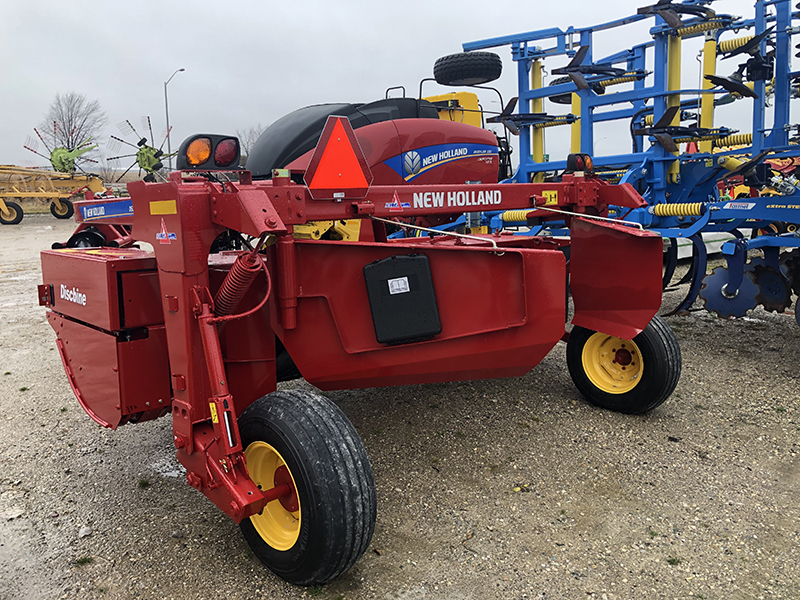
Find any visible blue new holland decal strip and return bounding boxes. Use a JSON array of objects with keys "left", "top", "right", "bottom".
[
  {"left": 80, "top": 199, "right": 134, "bottom": 221},
  {"left": 384, "top": 143, "right": 498, "bottom": 182}
]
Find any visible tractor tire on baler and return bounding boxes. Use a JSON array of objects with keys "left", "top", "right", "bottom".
[
  {"left": 433, "top": 52, "right": 503, "bottom": 86},
  {"left": 0, "top": 201, "right": 24, "bottom": 225},
  {"left": 238, "top": 390, "right": 376, "bottom": 586},
  {"left": 50, "top": 199, "right": 74, "bottom": 219},
  {"left": 566, "top": 316, "right": 681, "bottom": 414}
]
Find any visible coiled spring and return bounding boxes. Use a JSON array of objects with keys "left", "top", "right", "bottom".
[
  {"left": 714, "top": 133, "right": 753, "bottom": 148},
  {"left": 501, "top": 210, "right": 532, "bottom": 222},
  {"left": 532, "top": 116, "right": 577, "bottom": 130},
  {"left": 718, "top": 35, "right": 754, "bottom": 54},
  {"left": 653, "top": 202, "right": 705, "bottom": 217},
  {"left": 214, "top": 251, "right": 263, "bottom": 317},
  {"left": 676, "top": 20, "right": 724, "bottom": 37},
  {"left": 599, "top": 74, "right": 641, "bottom": 88}
]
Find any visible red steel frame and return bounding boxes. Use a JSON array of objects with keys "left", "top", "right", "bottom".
[{"left": 39, "top": 120, "right": 664, "bottom": 525}]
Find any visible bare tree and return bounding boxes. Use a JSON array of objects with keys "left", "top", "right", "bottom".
[
  {"left": 236, "top": 124, "right": 266, "bottom": 166},
  {"left": 93, "top": 159, "right": 118, "bottom": 184},
  {"left": 40, "top": 92, "right": 107, "bottom": 165}
]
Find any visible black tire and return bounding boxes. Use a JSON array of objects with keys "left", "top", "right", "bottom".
[
  {"left": 239, "top": 390, "right": 376, "bottom": 585},
  {"left": 566, "top": 316, "right": 681, "bottom": 414},
  {"left": 0, "top": 201, "right": 23, "bottom": 225},
  {"left": 433, "top": 52, "right": 502, "bottom": 86},
  {"left": 50, "top": 199, "right": 74, "bottom": 219},
  {"left": 548, "top": 76, "right": 575, "bottom": 105},
  {"left": 65, "top": 227, "right": 107, "bottom": 248}
]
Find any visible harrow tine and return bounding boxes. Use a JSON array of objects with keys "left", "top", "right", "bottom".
[
  {"left": 663, "top": 233, "right": 707, "bottom": 315},
  {"left": 656, "top": 9, "right": 684, "bottom": 29},
  {"left": 567, "top": 45, "right": 589, "bottom": 69},
  {"left": 705, "top": 74, "right": 759, "bottom": 99},
  {"left": 675, "top": 259, "right": 695, "bottom": 286},
  {"left": 662, "top": 238, "right": 678, "bottom": 290},
  {"left": 568, "top": 71, "right": 590, "bottom": 90},
  {"left": 721, "top": 150, "right": 770, "bottom": 179},
  {"left": 654, "top": 133, "right": 679, "bottom": 153},
  {"left": 499, "top": 97, "right": 518, "bottom": 118},
  {"left": 652, "top": 105, "right": 680, "bottom": 129}
]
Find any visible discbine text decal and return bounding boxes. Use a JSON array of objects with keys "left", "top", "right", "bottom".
[{"left": 60, "top": 284, "right": 87, "bottom": 306}]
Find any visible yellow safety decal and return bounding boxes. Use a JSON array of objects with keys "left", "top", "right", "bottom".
[
  {"left": 149, "top": 200, "right": 177, "bottom": 215},
  {"left": 85, "top": 249, "right": 134, "bottom": 256},
  {"left": 209, "top": 402, "right": 219, "bottom": 424},
  {"left": 543, "top": 190, "right": 558, "bottom": 206}
]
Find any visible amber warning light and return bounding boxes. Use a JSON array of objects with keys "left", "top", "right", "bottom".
[
  {"left": 177, "top": 135, "right": 241, "bottom": 170},
  {"left": 186, "top": 138, "right": 211, "bottom": 166}
]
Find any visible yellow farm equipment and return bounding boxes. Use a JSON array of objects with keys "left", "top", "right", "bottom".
[{"left": 0, "top": 166, "right": 106, "bottom": 224}]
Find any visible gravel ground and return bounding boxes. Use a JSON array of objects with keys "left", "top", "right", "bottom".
[{"left": 1, "top": 214, "right": 798, "bottom": 600}]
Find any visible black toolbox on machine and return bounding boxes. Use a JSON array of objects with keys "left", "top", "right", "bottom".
[{"left": 363, "top": 254, "right": 441, "bottom": 344}]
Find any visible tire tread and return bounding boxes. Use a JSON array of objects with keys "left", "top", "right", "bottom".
[
  {"left": 239, "top": 390, "right": 376, "bottom": 585},
  {"left": 433, "top": 52, "right": 503, "bottom": 86},
  {"left": 566, "top": 316, "right": 681, "bottom": 414}
]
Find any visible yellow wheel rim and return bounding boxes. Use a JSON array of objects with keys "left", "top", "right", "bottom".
[
  {"left": 581, "top": 333, "right": 643, "bottom": 394},
  {"left": 244, "top": 441, "right": 301, "bottom": 551},
  {"left": 52, "top": 202, "right": 69, "bottom": 216}
]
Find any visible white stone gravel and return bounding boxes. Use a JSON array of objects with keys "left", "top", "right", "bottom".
[{"left": 0, "top": 214, "right": 797, "bottom": 599}]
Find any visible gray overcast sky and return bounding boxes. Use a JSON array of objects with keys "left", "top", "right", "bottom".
[{"left": 0, "top": 0, "right": 762, "bottom": 169}]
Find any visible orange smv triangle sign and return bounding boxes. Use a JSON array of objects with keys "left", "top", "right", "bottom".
[{"left": 305, "top": 116, "right": 373, "bottom": 199}]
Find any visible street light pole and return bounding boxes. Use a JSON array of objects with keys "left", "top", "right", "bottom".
[{"left": 164, "top": 68, "right": 185, "bottom": 171}]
